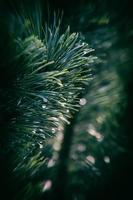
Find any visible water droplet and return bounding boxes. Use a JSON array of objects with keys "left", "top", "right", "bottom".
[
  {"left": 52, "top": 128, "right": 56, "bottom": 134},
  {"left": 32, "top": 129, "right": 36, "bottom": 134},
  {"left": 104, "top": 156, "right": 110, "bottom": 164},
  {"left": 39, "top": 143, "right": 43, "bottom": 149},
  {"left": 42, "top": 105, "right": 46, "bottom": 109},
  {"left": 79, "top": 98, "right": 87, "bottom": 106},
  {"left": 42, "top": 180, "right": 52, "bottom": 192},
  {"left": 86, "top": 155, "right": 95, "bottom": 164},
  {"left": 83, "top": 49, "right": 89, "bottom": 55},
  {"left": 47, "top": 159, "right": 55, "bottom": 168}
]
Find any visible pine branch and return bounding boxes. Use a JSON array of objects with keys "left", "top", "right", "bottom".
[{"left": 0, "top": 3, "right": 95, "bottom": 199}]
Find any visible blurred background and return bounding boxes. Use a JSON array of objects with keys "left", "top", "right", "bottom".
[{"left": 0, "top": 0, "right": 133, "bottom": 199}]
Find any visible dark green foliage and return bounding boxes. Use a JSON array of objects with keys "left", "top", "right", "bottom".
[{"left": 0, "top": 3, "right": 96, "bottom": 199}]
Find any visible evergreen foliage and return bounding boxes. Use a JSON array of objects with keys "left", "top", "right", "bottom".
[
  {"left": 0, "top": 0, "right": 133, "bottom": 200},
  {"left": 0, "top": 3, "right": 95, "bottom": 199}
]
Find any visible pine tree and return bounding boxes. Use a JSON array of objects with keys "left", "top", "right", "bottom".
[{"left": 1, "top": 1, "right": 133, "bottom": 200}]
